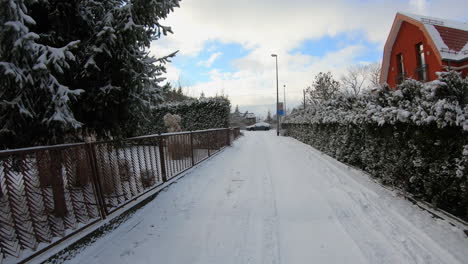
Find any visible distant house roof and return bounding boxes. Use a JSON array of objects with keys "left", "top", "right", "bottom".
[
  {"left": 381, "top": 12, "right": 468, "bottom": 83},
  {"left": 245, "top": 113, "right": 255, "bottom": 119}
]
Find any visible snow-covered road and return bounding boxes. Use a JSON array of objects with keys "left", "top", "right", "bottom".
[{"left": 66, "top": 131, "right": 468, "bottom": 264}]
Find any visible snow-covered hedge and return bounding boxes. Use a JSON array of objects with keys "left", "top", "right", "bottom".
[
  {"left": 284, "top": 72, "right": 468, "bottom": 220},
  {"left": 139, "top": 97, "right": 231, "bottom": 134}
]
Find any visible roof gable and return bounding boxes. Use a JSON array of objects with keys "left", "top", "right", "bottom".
[
  {"left": 380, "top": 12, "right": 468, "bottom": 84},
  {"left": 402, "top": 13, "right": 468, "bottom": 61}
]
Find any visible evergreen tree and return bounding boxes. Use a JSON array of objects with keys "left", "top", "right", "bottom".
[
  {"left": 306, "top": 72, "right": 340, "bottom": 104},
  {"left": 69, "top": 0, "right": 180, "bottom": 140},
  {"left": 0, "top": 0, "right": 181, "bottom": 148},
  {"left": 0, "top": 0, "right": 82, "bottom": 148},
  {"left": 266, "top": 110, "right": 272, "bottom": 122},
  {"left": 160, "top": 82, "right": 191, "bottom": 103}
]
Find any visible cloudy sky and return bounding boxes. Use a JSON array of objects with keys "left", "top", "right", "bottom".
[{"left": 150, "top": 0, "right": 468, "bottom": 118}]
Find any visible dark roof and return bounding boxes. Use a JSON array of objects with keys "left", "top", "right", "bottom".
[{"left": 434, "top": 25, "right": 468, "bottom": 52}]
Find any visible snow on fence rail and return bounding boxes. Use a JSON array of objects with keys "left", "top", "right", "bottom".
[{"left": 0, "top": 127, "right": 241, "bottom": 264}]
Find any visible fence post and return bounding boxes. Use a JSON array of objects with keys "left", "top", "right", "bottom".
[
  {"left": 190, "top": 132, "right": 195, "bottom": 166},
  {"left": 48, "top": 150, "right": 68, "bottom": 217},
  {"left": 85, "top": 143, "right": 108, "bottom": 219},
  {"left": 158, "top": 136, "right": 167, "bottom": 182},
  {"left": 207, "top": 131, "right": 211, "bottom": 157},
  {"left": 226, "top": 128, "right": 231, "bottom": 146}
]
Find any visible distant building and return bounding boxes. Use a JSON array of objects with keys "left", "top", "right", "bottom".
[
  {"left": 229, "top": 107, "right": 257, "bottom": 127},
  {"left": 381, "top": 13, "right": 468, "bottom": 88},
  {"left": 244, "top": 112, "right": 256, "bottom": 124}
]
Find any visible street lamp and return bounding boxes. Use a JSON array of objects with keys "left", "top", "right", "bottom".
[
  {"left": 271, "top": 54, "right": 279, "bottom": 136},
  {"left": 283, "top": 84, "right": 286, "bottom": 118}
]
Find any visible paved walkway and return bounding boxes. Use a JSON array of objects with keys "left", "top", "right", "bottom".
[{"left": 67, "top": 131, "right": 468, "bottom": 264}]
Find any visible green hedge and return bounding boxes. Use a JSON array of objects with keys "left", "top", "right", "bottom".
[
  {"left": 284, "top": 72, "right": 468, "bottom": 220},
  {"left": 284, "top": 123, "right": 467, "bottom": 220},
  {"left": 139, "top": 97, "right": 231, "bottom": 134}
]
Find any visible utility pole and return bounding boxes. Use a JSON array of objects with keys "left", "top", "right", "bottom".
[
  {"left": 283, "top": 84, "right": 286, "bottom": 117},
  {"left": 271, "top": 54, "right": 279, "bottom": 136}
]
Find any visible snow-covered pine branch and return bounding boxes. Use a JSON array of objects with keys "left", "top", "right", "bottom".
[
  {"left": 1, "top": 0, "right": 181, "bottom": 148},
  {"left": 1, "top": 0, "right": 83, "bottom": 147}
]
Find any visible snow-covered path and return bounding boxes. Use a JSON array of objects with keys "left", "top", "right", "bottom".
[{"left": 67, "top": 131, "right": 468, "bottom": 264}]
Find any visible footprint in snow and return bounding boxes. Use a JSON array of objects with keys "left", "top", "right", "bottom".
[{"left": 120, "top": 249, "right": 134, "bottom": 256}]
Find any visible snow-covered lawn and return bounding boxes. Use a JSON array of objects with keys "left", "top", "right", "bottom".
[{"left": 65, "top": 131, "right": 468, "bottom": 264}]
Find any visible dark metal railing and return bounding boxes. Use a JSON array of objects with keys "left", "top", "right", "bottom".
[
  {"left": 0, "top": 127, "right": 241, "bottom": 263},
  {"left": 415, "top": 64, "right": 428, "bottom": 82},
  {"left": 440, "top": 48, "right": 458, "bottom": 55},
  {"left": 395, "top": 72, "right": 407, "bottom": 85}
]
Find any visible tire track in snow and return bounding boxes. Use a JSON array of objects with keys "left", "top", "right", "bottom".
[
  {"left": 266, "top": 134, "right": 369, "bottom": 264},
  {"left": 259, "top": 134, "right": 281, "bottom": 264}
]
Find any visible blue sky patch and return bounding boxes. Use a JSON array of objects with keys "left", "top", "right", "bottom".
[
  {"left": 205, "top": 41, "right": 251, "bottom": 71},
  {"left": 171, "top": 41, "right": 251, "bottom": 86},
  {"left": 171, "top": 34, "right": 382, "bottom": 86},
  {"left": 290, "top": 31, "right": 382, "bottom": 62}
]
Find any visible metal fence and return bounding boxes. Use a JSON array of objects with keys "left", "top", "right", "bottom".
[{"left": 0, "top": 127, "right": 240, "bottom": 264}]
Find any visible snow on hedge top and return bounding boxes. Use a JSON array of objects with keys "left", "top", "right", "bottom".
[
  {"left": 153, "top": 97, "right": 229, "bottom": 109},
  {"left": 285, "top": 72, "right": 468, "bottom": 131}
]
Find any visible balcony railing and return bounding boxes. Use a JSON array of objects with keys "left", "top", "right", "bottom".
[
  {"left": 395, "top": 72, "right": 407, "bottom": 85},
  {"left": 415, "top": 64, "right": 428, "bottom": 82}
]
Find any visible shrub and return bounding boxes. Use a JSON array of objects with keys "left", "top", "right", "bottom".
[
  {"left": 139, "top": 97, "right": 230, "bottom": 135},
  {"left": 284, "top": 71, "right": 468, "bottom": 220},
  {"left": 140, "top": 169, "right": 157, "bottom": 188}
]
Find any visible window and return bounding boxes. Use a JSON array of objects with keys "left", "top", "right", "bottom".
[
  {"left": 415, "top": 43, "right": 428, "bottom": 81},
  {"left": 396, "top": 53, "right": 405, "bottom": 84},
  {"left": 397, "top": 53, "right": 404, "bottom": 74}
]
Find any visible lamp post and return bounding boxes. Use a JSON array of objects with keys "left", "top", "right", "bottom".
[
  {"left": 271, "top": 54, "right": 279, "bottom": 136},
  {"left": 283, "top": 84, "right": 286, "bottom": 118}
]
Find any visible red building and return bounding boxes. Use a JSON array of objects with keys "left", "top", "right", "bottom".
[{"left": 380, "top": 13, "right": 468, "bottom": 88}]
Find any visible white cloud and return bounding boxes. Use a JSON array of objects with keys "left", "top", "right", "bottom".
[
  {"left": 151, "top": 0, "right": 468, "bottom": 117},
  {"left": 163, "top": 63, "right": 182, "bottom": 84},
  {"left": 181, "top": 45, "right": 367, "bottom": 116},
  {"left": 409, "top": 0, "right": 429, "bottom": 14},
  {"left": 197, "top": 52, "right": 222, "bottom": 67},
  {"left": 153, "top": 0, "right": 468, "bottom": 57}
]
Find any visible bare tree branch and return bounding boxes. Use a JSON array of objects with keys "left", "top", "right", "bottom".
[
  {"left": 368, "top": 62, "right": 382, "bottom": 89},
  {"left": 340, "top": 65, "right": 368, "bottom": 96}
]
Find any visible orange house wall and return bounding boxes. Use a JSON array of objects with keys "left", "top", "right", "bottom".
[
  {"left": 443, "top": 60, "right": 468, "bottom": 77},
  {"left": 387, "top": 22, "right": 443, "bottom": 88}
]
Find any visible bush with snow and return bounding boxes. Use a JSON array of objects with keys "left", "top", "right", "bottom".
[
  {"left": 163, "top": 113, "right": 182, "bottom": 133},
  {"left": 139, "top": 97, "right": 231, "bottom": 135},
  {"left": 284, "top": 71, "right": 468, "bottom": 220}
]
